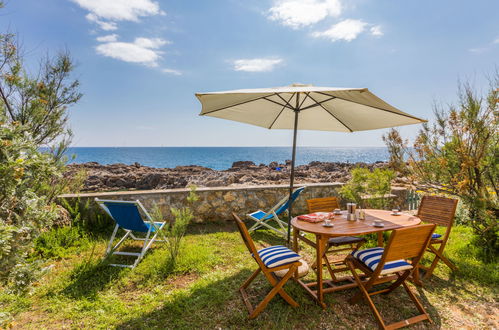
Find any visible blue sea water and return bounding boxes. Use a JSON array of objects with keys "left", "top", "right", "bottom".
[{"left": 66, "top": 147, "right": 389, "bottom": 170}]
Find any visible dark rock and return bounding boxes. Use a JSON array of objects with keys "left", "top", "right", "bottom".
[
  {"left": 232, "top": 161, "right": 256, "bottom": 168},
  {"left": 65, "top": 160, "right": 391, "bottom": 192}
]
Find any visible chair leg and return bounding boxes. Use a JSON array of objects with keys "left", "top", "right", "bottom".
[
  {"left": 382, "top": 271, "right": 411, "bottom": 295},
  {"left": 240, "top": 268, "right": 261, "bottom": 290},
  {"left": 263, "top": 265, "right": 299, "bottom": 307},
  {"left": 402, "top": 281, "right": 432, "bottom": 324},
  {"left": 106, "top": 224, "right": 120, "bottom": 255},
  {"left": 250, "top": 266, "right": 298, "bottom": 319},
  {"left": 424, "top": 244, "right": 456, "bottom": 279},
  {"left": 346, "top": 261, "right": 386, "bottom": 329}
]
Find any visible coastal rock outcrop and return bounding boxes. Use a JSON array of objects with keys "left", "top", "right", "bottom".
[{"left": 65, "top": 160, "right": 396, "bottom": 192}]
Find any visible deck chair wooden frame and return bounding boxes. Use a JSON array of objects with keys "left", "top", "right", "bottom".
[
  {"left": 247, "top": 186, "right": 305, "bottom": 238},
  {"left": 233, "top": 213, "right": 301, "bottom": 319},
  {"left": 346, "top": 224, "right": 436, "bottom": 330},
  {"left": 417, "top": 195, "right": 459, "bottom": 279},
  {"left": 96, "top": 198, "right": 167, "bottom": 268},
  {"left": 306, "top": 197, "right": 365, "bottom": 280}
]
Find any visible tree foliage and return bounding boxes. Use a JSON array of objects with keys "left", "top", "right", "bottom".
[
  {"left": 0, "top": 3, "right": 82, "bottom": 290},
  {"left": 383, "top": 74, "right": 498, "bottom": 260},
  {"left": 339, "top": 167, "right": 396, "bottom": 209},
  {"left": 0, "top": 31, "right": 81, "bottom": 150}
]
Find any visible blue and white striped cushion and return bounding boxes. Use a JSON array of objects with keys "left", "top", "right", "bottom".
[
  {"left": 257, "top": 245, "right": 301, "bottom": 268},
  {"left": 352, "top": 247, "right": 413, "bottom": 275},
  {"left": 432, "top": 233, "right": 442, "bottom": 239}
]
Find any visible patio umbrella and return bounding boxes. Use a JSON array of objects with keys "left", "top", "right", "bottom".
[{"left": 195, "top": 83, "right": 426, "bottom": 243}]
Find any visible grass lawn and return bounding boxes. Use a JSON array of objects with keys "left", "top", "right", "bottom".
[{"left": 1, "top": 221, "right": 497, "bottom": 329}]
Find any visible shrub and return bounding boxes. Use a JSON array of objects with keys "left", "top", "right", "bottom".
[
  {"left": 383, "top": 74, "right": 498, "bottom": 260},
  {"left": 339, "top": 167, "right": 396, "bottom": 209},
  {"left": 0, "top": 5, "right": 82, "bottom": 290},
  {"left": 152, "top": 186, "right": 199, "bottom": 269},
  {"left": 33, "top": 226, "right": 91, "bottom": 259}
]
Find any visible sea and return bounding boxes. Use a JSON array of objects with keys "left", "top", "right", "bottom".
[{"left": 65, "top": 147, "right": 389, "bottom": 171}]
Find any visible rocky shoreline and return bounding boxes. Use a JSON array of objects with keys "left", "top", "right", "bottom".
[{"left": 65, "top": 160, "right": 408, "bottom": 192}]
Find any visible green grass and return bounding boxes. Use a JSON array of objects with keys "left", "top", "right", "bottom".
[{"left": 1, "top": 223, "right": 498, "bottom": 329}]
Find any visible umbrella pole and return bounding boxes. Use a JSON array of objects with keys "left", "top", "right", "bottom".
[{"left": 287, "top": 109, "right": 299, "bottom": 245}]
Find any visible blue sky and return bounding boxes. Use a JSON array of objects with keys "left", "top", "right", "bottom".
[{"left": 2, "top": 0, "right": 498, "bottom": 147}]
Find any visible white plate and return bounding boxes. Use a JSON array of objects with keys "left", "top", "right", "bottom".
[
  {"left": 322, "top": 224, "right": 334, "bottom": 228},
  {"left": 372, "top": 223, "right": 384, "bottom": 227},
  {"left": 390, "top": 212, "right": 401, "bottom": 216}
]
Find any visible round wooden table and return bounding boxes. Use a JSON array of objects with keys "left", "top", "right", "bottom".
[{"left": 291, "top": 209, "right": 421, "bottom": 307}]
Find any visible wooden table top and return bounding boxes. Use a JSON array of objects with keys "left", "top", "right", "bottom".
[{"left": 291, "top": 209, "right": 421, "bottom": 236}]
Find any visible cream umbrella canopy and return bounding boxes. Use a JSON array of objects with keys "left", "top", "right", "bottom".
[{"left": 196, "top": 83, "right": 426, "bottom": 243}]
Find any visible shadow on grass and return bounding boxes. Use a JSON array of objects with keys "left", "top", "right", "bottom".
[
  {"left": 115, "top": 262, "right": 443, "bottom": 330},
  {"left": 60, "top": 249, "right": 126, "bottom": 299},
  {"left": 116, "top": 268, "right": 254, "bottom": 329}
]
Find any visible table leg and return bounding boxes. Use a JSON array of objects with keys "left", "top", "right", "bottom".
[
  {"left": 316, "top": 234, "right": 326, "bottom": 308},
  {"left": 293, "top": 227, "right": 299, "bottom": 279},
  {"left": 377, "top": 232, "right": 384, "bottom": 247},
  {"left": 293, "top": 227, "right": 299, "bottom": 252}
]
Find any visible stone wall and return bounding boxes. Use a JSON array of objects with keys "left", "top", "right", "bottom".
[
  {"left": 59, "top": 183, "right": 343, "bottom": 223},
  {"left": 58, "top": 183, "right": 411, "bottom": 223}
]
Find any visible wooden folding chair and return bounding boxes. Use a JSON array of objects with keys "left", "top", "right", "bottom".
[
  {"left": 417, "top": 195, "right": 459, "bottom": 279},
  {"left": 346, "top": 224, "right": 436, "bottom": 330},
  {"left": 306, "top": 197, "right": 365, "bottom": 279},
  {"left": 233, "top": 213, "right": 302, "bottom": 319}
]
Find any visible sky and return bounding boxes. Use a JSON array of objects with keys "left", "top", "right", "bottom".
[{"left": 1, "top": 0, "right": 498, "bottom": 147}]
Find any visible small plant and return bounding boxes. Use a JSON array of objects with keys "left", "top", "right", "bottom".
[
  {"left": 33, "top": 226, "right": 91, "bottom": 259},
  {"left": 340, "top": 167, "right": 396, "bottom": 209},
  {"left": 152, "top": 186, "right": 199, "bottom": 269}
]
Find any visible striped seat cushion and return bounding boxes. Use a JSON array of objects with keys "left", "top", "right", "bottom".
[
  {"left": 352, "top": 247, "right": 413, "bottom": 275},
  {"left": 432, "top": 233, "right": 442, "bottom": 239},
  {"left": 257, "top": 245, "right": 301, "bottom": 268}
]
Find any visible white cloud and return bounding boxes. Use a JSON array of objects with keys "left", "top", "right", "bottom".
[
  {"left": 268, "top": 0, "right": 342, "bottom": 29},
  {"left": 161, "top": 68, "right": 182, "bottom": 75},
  {"left": 370, "top": 25, "right": 383, "bottom": 37},
  {"left": 312, "top": 19, "right": 367, "bottom": 42},
  {"left": 73, "top": 0, "right": 164, "bottom": 30},
  {"left": 86, "top": 13, "right": 118, "bottom": 31},
  {"left": 233, "top": 58, "right": 283, "bottom": 72},
  {"left": 493, "top": 37, "right": 499, "bottom": 44},
  {"left": 468, "top": 47, "right": 487, "bottom": 54},
  {"left": 95, "top": 37, "right": 168, "bottom": 67},
  {"left": 96, "top": 34, "right": 118, "bottom": 42},
  {"left": 134, "top": 37, "right": 169, "bottom": 49}
]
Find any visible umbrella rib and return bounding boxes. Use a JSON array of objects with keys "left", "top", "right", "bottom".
[
  {"left": 298, "top": 92, "right": 310, "bottom": 109},
  {"left": 315, "top": 91, "right": 425, "bottom": 121},
  {"left": 200, "top": 94, "right": 275, "bottom": 115},
  {"left": 275, "top": 93, "right": 297, "bottom": 110},
  {"left": 268, "top": 93, "right": 295, "bottom": 129},
  {"left": 307, "top": 94, "right": 354, "bottom": 132},
  {"left": 262, "top": 96, "right": 295, "bottom": 110},
  {"left": 299, "top": 95, "right": 336, "bottom": 111}
]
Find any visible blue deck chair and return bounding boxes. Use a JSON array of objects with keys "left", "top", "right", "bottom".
[
  {"left": 247, "top": 186, "right": 306, "bottom": 238},
  {"left": 95, "top": 198, "right": 167, "bottom": 268}
]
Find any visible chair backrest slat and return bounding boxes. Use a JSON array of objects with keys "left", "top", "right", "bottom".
[
  {"left": 417, "top": 195, "right": 458, "bottom": 227},
  {"left": 306, "top": 197, "right": 340, "bottom": 213},
  {"left": 274, "top": 187, "right": 305, "bottom": 215},
  {"left": 233, "top": 213, "right": 261, "bottom": 263},
  {"left": 96, "top": 199, "right": 149, "bottom": 232},
  {"left": 384, "top": 224, "right": 435, "bottom": 262}
]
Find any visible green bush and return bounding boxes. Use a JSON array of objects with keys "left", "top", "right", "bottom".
[
  {"left": 339, "top": 167, "right": 396, "bottom": 209},
  {"left": 383, "top": 74, "right": 498, "bottom": 260},
  {"left": 152, "top": 186, "right": 199, "bottom": 269},
  {"left": 33, "top": 226, "right": 91, "bottom": 259}
]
